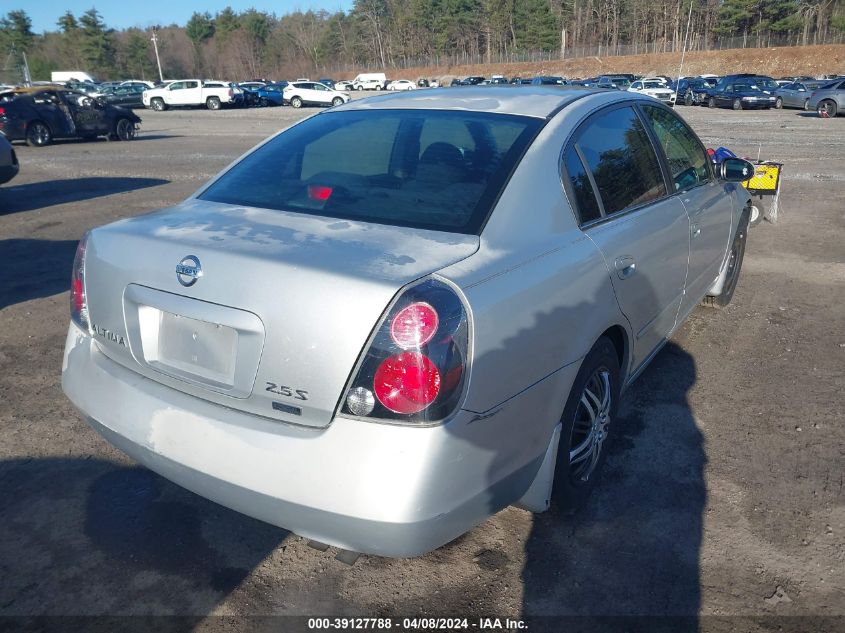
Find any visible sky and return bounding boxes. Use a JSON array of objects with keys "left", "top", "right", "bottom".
[{"left": 14, "top": 1, "right": 355, "bottom": 33}]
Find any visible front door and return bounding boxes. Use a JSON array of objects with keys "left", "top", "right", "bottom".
[
  {"left": 639, "top": 104, "right": 733, "bottom": 318},
  {"left": 562, "top": 104, "right": 690, "bottom": 370}
]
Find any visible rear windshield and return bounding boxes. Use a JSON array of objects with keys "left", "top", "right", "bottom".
[{"left": 199, "top": 109, "right": 541, "bottom": 234}]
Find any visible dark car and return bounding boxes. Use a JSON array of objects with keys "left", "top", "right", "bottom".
[
  {"left": 596, "top": 75, "right": 632, "bottom": 90},
  {"left": 530, "top": 76, "right": 566, "bottom": 85},
  {"left": 509, "top": 77, "right": 521, "bottom": 84},
  {"left": 459, "top": 76, "right": 485, "bottom": 86},
  {"left": 677, "top": 77, "right": 717, "bottom": 106},
  {"left": 318, "top": 79, "right": 336, "bottom": 89},
  {"left": 256, "top": 82, "right": 288, "bottom": 106},
  {"left": 569, "top": 76, "right": 600, "bottom": 87},
  {"left": 707, "top": 74, "right": 778, "bottom": 110},
  {"left": 0, "top": 88, "right": 141, "bottom": 147},
  {"left": 98, "top": 84, "right": 146, "bottom": 109}
]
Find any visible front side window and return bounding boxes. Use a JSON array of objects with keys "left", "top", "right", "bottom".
[
  {"left": 640, "top": 105, "right": 711, "bottom": 191},
  {"left": 200, "top": 109, "right": 541, "bottom": 234},
  {"left": 567, "top": 106, "right": 666, "bottom": 216}
]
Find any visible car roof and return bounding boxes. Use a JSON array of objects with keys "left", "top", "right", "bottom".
[{"left": 335, "top": 85, "right": 603, "bottom": 118}]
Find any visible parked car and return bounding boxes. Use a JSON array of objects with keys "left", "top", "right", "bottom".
[
  {"left": 142, "top": 79, "right": 236, "bottom": 111},
  {"left": 707, "top": 74, "right": 778, "bottom": 110},
  {"left": 773, "top": 80, "right": 829, "bottom": 109},
  {"left": 628, "top": 79, "right": 675, "bottom": 105},
  {"left": 282, "top": 81, "right": 350, "bottom": 108},
  {"left": 61, "top": 86, "right": 753, "bottom": 557},
  {"left": 0, "top": 132, "right": 19, "bottom": 184},
  {"left": 489, "top": 76, "right": 509, "bottom": 85},
  {"left": 98, "top": 84, "right": 146, "bottom": 109},
  {"left": 318, "top": 79, "right": 336, "bottom": 89},
  {"left": 0, "top": 87, "right": 140, "bottom": 146},
  {"left": 351, "top": 73, "right": 387, "bottom": 91},
  {"left": 597, "top": 75, "right": 631, "bottom": 90},
  {"left": 237, "top": 82, "right": 266, "bottom": 106},
  {"left": 460, "top": 76, "right": 486, "bottom": 86},
  {"left": 256, "top": 82, "right": 288, "bottom": 106},
  {"left": 807, "top": 78, "right": 845, "bottom": 117},
  {"left": 120, "top": 80, "right": 156, "bottom": 89},
  {"left": 450, "top": 78, "right": 463, "bottom": 86},
  {"left": 676, "top": 77, "right": 716, "bottom": 106},
  {"left": 387, "top": 79, "right": 417, "bottom": 91},
  {"left": 334, "top": 80, "right": 355, "bottom": 91},
  {"left": 530, "top": 76, "right": 566, "bottom": 85}
]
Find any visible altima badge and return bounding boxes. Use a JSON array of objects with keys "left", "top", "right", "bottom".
[{"left": 176, "top": 255, "right": 202, "bottom": 287}]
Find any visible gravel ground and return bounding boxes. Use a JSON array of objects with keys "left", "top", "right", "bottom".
[{"left": 0, "top": 98, "right": 843, "bottom": 631}]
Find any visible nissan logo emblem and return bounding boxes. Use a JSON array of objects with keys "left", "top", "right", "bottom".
[{"left": 176, "top": 255, "right": 202, "bottom": 287}]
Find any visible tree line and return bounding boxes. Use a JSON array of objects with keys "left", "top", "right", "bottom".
[{"left": 1, "top": 1, "right": 843, "bottom": 83}]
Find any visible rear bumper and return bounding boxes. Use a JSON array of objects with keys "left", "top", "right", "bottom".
[{"left": 62, "top": 324, "right": 569, "bottom": 557}]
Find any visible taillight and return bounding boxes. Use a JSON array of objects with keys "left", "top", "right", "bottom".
[
  {"left": 70, "top": 233, "right": 90, "bottom": 332},
  {"left": 0, "top": 106, "right": 5, "bottom": 117},
  {"left": 228, "top": 88, "right": 234, "bottom": 97},
  {"left": 341, "top": 278, "right": 469, "bottom": 424},
  {"left": 307, "top": 184, "right": 333, "bottom": 201}
]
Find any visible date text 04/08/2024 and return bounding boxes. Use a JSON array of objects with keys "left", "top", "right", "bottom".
[{"left": 306, "top": 617, "right": 527, "bottom": 630}]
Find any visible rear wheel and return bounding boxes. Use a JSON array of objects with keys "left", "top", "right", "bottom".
[
  {"left": 259, "top": 97, "right": 270, "bottom": 107},
  {"left": 818, "top": 99, "right": 838, "bottom": 118},
  {"left": 732, "top": 98, "right": 743, "bottom": 110},
  {"left": 291, "top": 96, "right": 303, "bottom": 108},
  {"left": 150, "top": 98, "right": 166, "bottom": 111},
  {"left": 551, "top": 336, "right": 621, "bottom": 509},
  {"left": 775, "top": 97, "right": 783, "bottom": 109},
  {"left": 684, "top": 92, "right": 693, "bottom": 106},
  {"left": 702, "top": 217, "right": 748, "bottom": 308},
  {"left": 331, "top": 96, "right": 343, "bottom": 106},
  {"left": 206, "top": 96, "right": 221, "bottom": 110},
  {"left": 114, "top": 118, "right": 136, "bottom": 141},
  {"left": 708, "top": 96, "right": 716, "bottom": 108},
  {"left": 26, "top": 121, "right": 52, "bottom": 147},
  {"left": 356, "top": 85, "right": 363, "bottom": 91}
]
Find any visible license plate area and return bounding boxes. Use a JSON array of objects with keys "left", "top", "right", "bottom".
[
  {"left": 148, "top": 309, "right": 238, "bottom": 386},
  {"left": 123, "top": 284, "right": 265, "bottom": 398}
]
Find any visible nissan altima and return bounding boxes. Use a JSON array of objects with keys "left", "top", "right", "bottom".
[{"left": 62, "top": 86, "right": 754, "bottom": 557}]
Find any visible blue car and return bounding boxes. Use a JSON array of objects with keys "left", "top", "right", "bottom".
[
  {"left": 706, "top": 74, "right": 778, "bottom": 110},
  {"left": 257, "top": 82, "right": 288, "bottom": 107}
]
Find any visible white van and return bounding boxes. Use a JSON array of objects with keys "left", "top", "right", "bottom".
[
  {"left": 352, "top": 73, "right": 387, "bottom": 91},
  {"left": 51, "top": 71, "right": 98, "bottom": 84}
]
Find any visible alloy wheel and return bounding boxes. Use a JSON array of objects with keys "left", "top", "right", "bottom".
[{"left": 569, "top": 368, "right": 612, "bottom": 483}]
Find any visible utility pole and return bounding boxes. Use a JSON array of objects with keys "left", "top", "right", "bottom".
[
  {"left": 150, "top": 28, "right": 164, "bottom": 82},
  {"left": 21, "top": 51, "right": 31, "bottom": 85}
]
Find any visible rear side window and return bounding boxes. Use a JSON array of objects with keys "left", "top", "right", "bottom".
[
  {"left": 562, "top": 147, "right": 601, "bottom": 223},
  {"left": 199, "top": 109, "right": 541, "bottom": 234},
  {"left": 566, "top": 106, "right": 666, "bottom": 217},
  {"left": 640, "top": 105, "right": 711, "bottom": 191}
]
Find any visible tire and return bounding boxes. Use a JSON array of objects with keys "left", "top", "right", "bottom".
[
  {"left": 818, "top": 99, "right": 838, "bottom": 118},
  {"left": 803, "top": 99, "right": 810, "bottom": 111},
  {"left": 775, "top": 97, "right": 783, "bottom": 109},
  {"left": 331, "top": 96, "right": 343, "bottom": 107},
  {"left": 702, "top": 216, "right": 748, "bottom": 308},
  {"left": 356, "top": 85, "right": 363, "bottom": 91},
  {"left": 684, "top": 92, "right": 693, "bottom": 106},
  {"left": 114, "top": 118, "right": 136, "bottom": 141},
  {"left": 708, "top": 96, "right": 716, "bottom": 108},
  {"left": 291, "top": 96, "right": 303, "bottom": 108},
  {"left": 150, "top": 98, "right": 166, "bottom": 111},
  {"left": 26, "top": 121, "right": 52, "bottom": 147},
  {"left": 206, "top": 96, "right": 221, "bottom": 110},
  {"left": 732, "top": 98, "right": 742, "bottom": 110},
  {"left": 551, "top": 336, "right": 621, "bottom": 510},
  {"left": 258, "top": 97, "right": 269, "bottom": 107}
]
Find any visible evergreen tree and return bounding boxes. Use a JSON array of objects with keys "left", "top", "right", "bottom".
[{"left": 79, "top": 8, "right": 116, "bottom": 77}]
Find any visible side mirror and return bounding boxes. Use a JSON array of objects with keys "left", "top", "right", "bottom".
[{"left": 720, "top": 158, "right": 755, "bottom": 182}]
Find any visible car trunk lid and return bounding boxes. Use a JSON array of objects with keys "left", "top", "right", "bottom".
[{"left": 83, "top": 199, "right": 479, "bottom": 428}]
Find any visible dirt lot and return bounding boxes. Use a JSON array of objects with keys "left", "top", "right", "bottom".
[{"left": 0, "top": 98, "right": 843, "bottom": 631}]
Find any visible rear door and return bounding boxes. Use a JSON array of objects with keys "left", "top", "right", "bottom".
[
  {"left": 561, "top": 104, "right": 690, "bottom": 370},
  {"left": 639, "top": 104, "right": 733, "bottom": 318},
  {"left": 31, "top": 91, "right": 75, "bottom": 137}
]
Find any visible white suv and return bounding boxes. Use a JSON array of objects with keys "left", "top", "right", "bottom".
[{"left": 283, "top": 82, "right": 350, "bottom": 108}]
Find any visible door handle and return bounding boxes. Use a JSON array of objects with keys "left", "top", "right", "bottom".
[{"left": 614, "top": 256, "right": 636, "bottom": 280}]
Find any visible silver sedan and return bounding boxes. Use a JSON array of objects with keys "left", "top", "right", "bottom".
[
  {"left": 807, "top": 78, "right": 845, "bottom": 117},
  {"left": 62, "top": 87, "right": 754, "bottom": 557}
]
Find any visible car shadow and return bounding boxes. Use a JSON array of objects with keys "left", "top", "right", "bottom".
[
  {"left": 0, "top": 456, "right": 287, "bottom": 617},
  {"left": 521, "top": 342, "right": 703, "bottom": 631},
  {"left": 0, "top": 239, "right": 79, "bottom": 309},
  {"left": 0, "top": 176, "right": 169, "bottom": 216},
  {"left": 795, "top": 112, "right": 822, "bottom": 117}
]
